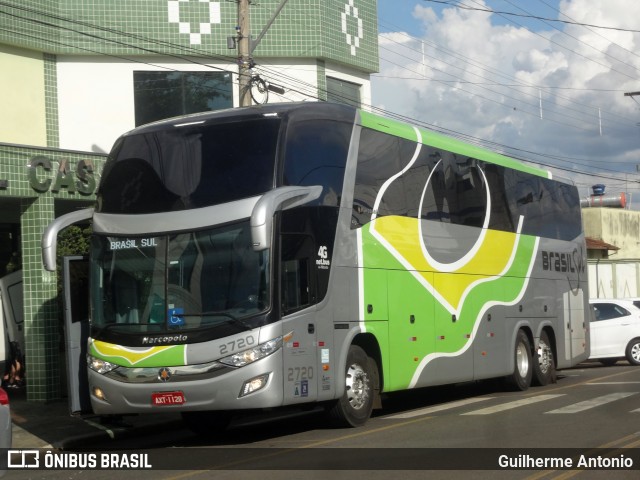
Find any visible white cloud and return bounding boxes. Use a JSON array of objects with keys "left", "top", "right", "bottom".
[{"left": 372, "top": 0, "right": 640, "bottom": 199}]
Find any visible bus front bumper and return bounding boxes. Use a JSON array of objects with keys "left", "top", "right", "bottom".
[{"left": 87, "top": 350, "right": 284, "bottom": 415}]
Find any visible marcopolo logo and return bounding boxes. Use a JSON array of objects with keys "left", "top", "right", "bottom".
[{"left": 141, "top": 334, "right": 188, "bottom": 345}]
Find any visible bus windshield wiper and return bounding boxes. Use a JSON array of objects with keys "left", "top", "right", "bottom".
[{"left": 173, "top": 311, "right": 253, "bottom": 331}]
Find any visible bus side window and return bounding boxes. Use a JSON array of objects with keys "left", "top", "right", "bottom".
[{"left": 280, "top": 234, "right": 315, "bottom": 315}]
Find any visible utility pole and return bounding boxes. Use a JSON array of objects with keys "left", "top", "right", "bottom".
[
  {"left": 237, "top": 0, "right": 252, "bottom": 107},
  {"left": 624, "top": 92, "right": 640, "bottom": 208},
  {"left": 235, "top": 0, "right": 288, "bottom": 107}
]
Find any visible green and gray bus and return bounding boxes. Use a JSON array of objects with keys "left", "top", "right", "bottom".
[{"left": 43, "top": 102, "right": 589, "bottom": 429}]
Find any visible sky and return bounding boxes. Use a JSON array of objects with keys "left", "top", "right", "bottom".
[{"left": 372, "top": 0, "right": 640, "bottom": 205}]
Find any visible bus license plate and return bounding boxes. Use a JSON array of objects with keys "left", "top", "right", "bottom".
[{"left": 152, "top": 391, "right": 185, "bottom": 406}]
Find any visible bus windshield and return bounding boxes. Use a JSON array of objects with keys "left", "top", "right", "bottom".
[
  {"left": 90, "top": 220, "right": 269, "bottom": 334},
  {"left": 97, "top": 117, "right": 281, "bottom": 214}
]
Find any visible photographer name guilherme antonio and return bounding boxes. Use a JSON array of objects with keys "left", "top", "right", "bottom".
[{"left": 498, "top": 454, "right": 634, "bottom": 469}]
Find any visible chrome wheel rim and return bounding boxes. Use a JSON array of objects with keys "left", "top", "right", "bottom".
[
  {"left": 516, "top": 341, "right": 529, "bottom": 378},
  {"left": 631, "top": 343, "right": 640, "bottom": 363},
  {"left": 345, "top": 362, "right": 369, "bottom": 410}
]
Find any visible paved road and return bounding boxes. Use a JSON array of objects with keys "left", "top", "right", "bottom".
[{"left": 7, "top": 361, "right": 640, "bottom": 479}]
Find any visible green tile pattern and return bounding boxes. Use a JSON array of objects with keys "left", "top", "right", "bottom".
[
  {"left": 0, "top": 1, "right": 60, "bottom": 52},
  {"left": 0, "top": 0, "right": 378, "bottom": 72},
  {"left": 319, "top": 0, "right": 378, "bottom": 71},
  {"left": 20, "top": 195, "right": 60, "bottom": 401},
  {"left": 0, "top": 144, "right": 105, "bottom": 400}
]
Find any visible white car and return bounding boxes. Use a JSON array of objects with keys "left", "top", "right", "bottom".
[{"left": 589, "top": 299, "right": 640, "bottom": 366}]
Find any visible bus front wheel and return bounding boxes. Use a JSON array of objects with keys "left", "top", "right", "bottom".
[
  {"left": 507, "top": 330, "right": 533, "bottom": 391},
  {"left": 327, "top": 345, "right": 377, "bottom": 427}
]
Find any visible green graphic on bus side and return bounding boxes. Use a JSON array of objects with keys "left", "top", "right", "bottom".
[
  {"left": 359, "top": 216, "right": 538, "bottom": 391},
  {"left": 358, "top": 110, "right": 550, "bottom": 179},
  {"left": 89, "top": 339, "right": 186, "bottom": 368}
]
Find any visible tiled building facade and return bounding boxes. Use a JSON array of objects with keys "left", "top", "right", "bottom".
[{"left": 0, "top": 0, "right": 378, "bottom": 401}]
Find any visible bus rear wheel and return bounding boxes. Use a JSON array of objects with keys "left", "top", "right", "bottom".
[
  {"left": 327, "top": 345, "right": 377, "bottom": 427},
  {"left": 507, "top": 330, "right": 533, "bottom": 391},
  {"left": 532, "top": 330, "right": 555, "bottom": 386}
]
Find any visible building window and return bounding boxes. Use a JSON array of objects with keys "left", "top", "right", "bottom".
[
  {"left": 326, "top": 77, "right": 361, "bottom": 108},
  {"left": 134, "top": 71, "right": 233, "bottom": 126}
]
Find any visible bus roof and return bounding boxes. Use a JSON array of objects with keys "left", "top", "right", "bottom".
[
  {"left": 123, "top": 102, "right": 551, "bottom": 180},
  {"left": 123, "top": 102, "right": 356, "bottom": 136},
  {"left": 358, "top": 109, "right": 551, "bottom": 180}
]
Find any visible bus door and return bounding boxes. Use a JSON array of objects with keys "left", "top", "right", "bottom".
[
  {"left": 62, "top": 255, "right": 92, "bottom": 415},
  {"left": 562, "top": 286, "right": 587, "bottom": 363},
  {"left": 279, "top": 232, "right": 319, "bottom": 404}
]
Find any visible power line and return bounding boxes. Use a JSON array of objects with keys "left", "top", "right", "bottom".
[
  {"left": 1, "top": 1, "right": 638, "bottom": 188},
  {"left": 0, "top": 1, "right": 322, "bottom": 104},
  {"left": 0, "top": 1, "right": 238, "bottom": 69},
  {"left": 456, "top": 0, "right": 640, "bottom": 83},
  {"left": 367, "top": 102, "right": 640, "bottom": 185},
  {"left": 423, "top": 0, "right": 640, "bottom": 33},
  {"left": 376, "top": 19, "right": 639, "bottom": 128},
  {"left": 371, "top": 75, "right": 626, "bottom": 92},
  {"left": 377, "top": 41, "right": 634, "bottom": 135},
  {"left": 501, "top": 0, "right": 640, "bottom": 79},
  {"left": 0, "top": 0, "right": 325, "bottom": 104},
  {"left": 536, "top": 0, "right": 640, "bottom": 63}
]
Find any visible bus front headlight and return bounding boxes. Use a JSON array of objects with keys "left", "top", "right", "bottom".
[
  {"left": 218, "top": 336, "right": 283, "bottom": 367},
  {"left": 87, "top": 355, "right": 119, "bottom": 374}
]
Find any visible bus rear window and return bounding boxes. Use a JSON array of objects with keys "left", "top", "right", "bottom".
[{"left": 97, "top": 118, "right": 280, "bottom": 213}]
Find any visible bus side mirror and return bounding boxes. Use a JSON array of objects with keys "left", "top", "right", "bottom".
[
  {"left": 42, "top": 208, "right": 94, "bottom": 271},
  {"left": 250, "top": 186, "right": 322, "bottom": 251}
]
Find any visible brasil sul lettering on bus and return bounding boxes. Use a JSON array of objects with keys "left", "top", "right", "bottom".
[{"left": 109, "top": 238, "right": 158, "bottom": 250}]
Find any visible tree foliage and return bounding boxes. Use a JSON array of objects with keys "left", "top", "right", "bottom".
[
  {"left": 55, "top": 226, "right": 91, "bottom": 309},
  {"left": 57, "top": 225, "right": 91, "bottom": 257}
]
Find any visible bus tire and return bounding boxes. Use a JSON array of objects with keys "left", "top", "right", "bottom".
[
  {"left": 507, "top": 330, "right": 533, "bottom": 391},
  {"left": 181, "top": 411, "right": 231, "bottom": 436},
  {"left": 625, "top": 338, "right": 640, "bottom": 366},
  {"left": 327, "top": 345, "right": 377, "bottom": 427},
  {"left": 532, "top": 330, "right": 555, "bottom": 386}
]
